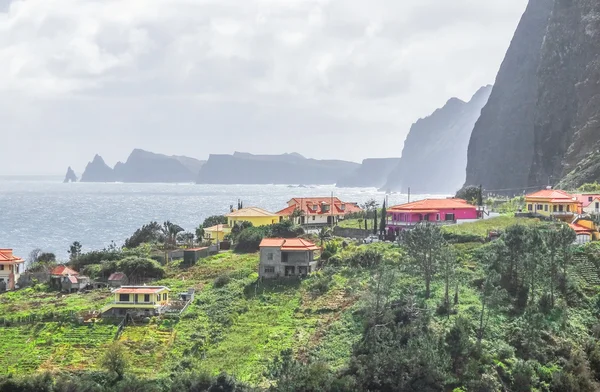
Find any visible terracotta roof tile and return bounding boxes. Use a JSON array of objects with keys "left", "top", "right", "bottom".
[
  {"left": 277, "top": 197, "right": 362, "bottom": 216},
  {"left": 388, "top": 198, "right": 476, "bottom": 212},
  {"left": 51, "top": 265, "right": 79, "bottom": 276},
  {"left": 526, "top": 189, "right": 577, "bottom": 201},
  {"left": 0, "top": 249, "right": 25, "bottom": 264},
  {"left": 259, "top": 238, "right": 320, "bottom": 251}
]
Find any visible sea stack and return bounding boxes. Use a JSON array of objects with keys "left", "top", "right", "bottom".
[{"left": 63, "top": 166, "right": 78, "bottom": 183}]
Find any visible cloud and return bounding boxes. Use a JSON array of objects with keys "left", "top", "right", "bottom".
[{"left": 0, "top": 0, "right": 528, "bottom": 174}]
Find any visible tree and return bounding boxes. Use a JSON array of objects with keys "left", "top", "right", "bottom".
[
  {"left": 68, "top": 241, "right": 82, "bottom": 261},
  {"left": 101, "top": 342, "right": 128, "bottom": 380},
  {"left": 477, "top": 270, "right": 505, "bottom": 350},
  {"left": 546, "top": 223, "right": 573, "bottom": 306},
  {"left": 403, "top": 223, "right": 445, "bottom": 299},
  {"left": 373, "top": 209, "right": 378, "bottom": 236},
  {"left": 202, "top": 215, "right": 227, "bottom": 228},
  {"left": 178, "top": 232, "right": 195, "bottom": 247},
  {"left": 525, "top": 226, "right": 546, "bottom": 304},
  {"left": 445, "top": 316, "right": 474, "bottom": 377},
  {"left": 358, "top": 217, "right": 364, "bottom": 230},
  {"left": 503, "top": 224, "right": 530, "bottom": 294},
  {"left": 234, "top": 227, "right": 266, "bottom": 253},
  {"left": 440, "top": 248, "right": 457, "bottom": 309},
  {"left": 318, "top": 227, "right": 332, "bottom": 247},
  {"left": 456, "top": 185, "right": 481, "bottom": 205},
  {"left": 379, "top": 200, "right": 387, "bottom": 237},
  {"left": 38, "top": 252, "right": 56, "bottom": 263},
  {"left": 290, "top": 208, "right": 305, "bottom": 225},
  {"left": 195, "top": 226, "right": 205, "bottom": 243},
  {"left": 124, "top": 221, "right": 162, "bottom": 248}
]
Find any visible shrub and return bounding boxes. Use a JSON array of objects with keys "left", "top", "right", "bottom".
[
  {"left": 307, "top": 272, "right": 332, "bottom": 296},
  {"left": 213, "top": 274, "right": 231, "bottom": 289},
  {"left": 270, "top": 220, "right": 304, "bottom": 238},
  {"left": 234, "top": 227, "right": 266, "bottom": 253}
]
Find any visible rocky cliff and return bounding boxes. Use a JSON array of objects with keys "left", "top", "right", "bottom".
[
  {"left": 112, "top": 149, "right": 204, "bottom": 183},
  {"left": 383, "top": 85, "right": 492, "bottom": 194},
  {"left": 465, "top": 0, "right": 600, "bottom": 192},
  {"left": 63, "top": 166, "right": 78, "bottom": 183},
  {"left": 80, "top": 155, "right": 115, "bottom": 182},
  {"left": 79, "top": 150, "right": 205, "bottom": 183},
  {"left": 196, "top": 152, "right": 360, "bottom": 185},
  {"left": 335, "top": 158, "right": 401, "bottom": 188}
]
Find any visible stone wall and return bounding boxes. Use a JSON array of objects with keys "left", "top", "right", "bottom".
[{"left": 333, "top": 226, "right": 371, "bottom": 239}]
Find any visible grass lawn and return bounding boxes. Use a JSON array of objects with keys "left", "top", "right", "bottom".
[
  {"left": 442, "top": 215, "right": 541, "bottom": 239},
  {"left": 337, "top": 219, "right": 375, "bottom": 230}
]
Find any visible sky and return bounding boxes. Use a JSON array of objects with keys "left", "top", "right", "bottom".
[{"left": 0, "top": 0, "right": 528, "bottom": 175}]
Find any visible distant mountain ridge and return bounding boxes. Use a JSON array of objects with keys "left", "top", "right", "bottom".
[
  {"left": 76, "top": 149, "right": 205, "bottom": 183},
  {"left": 335, "top": 158, "right": 401, "bottom": 188},
  {"left": 383, "top": 85, "right": 492, "bottom": 193},
  {"left": 196, "top": 152, "right": 360, "bottom": 185}
]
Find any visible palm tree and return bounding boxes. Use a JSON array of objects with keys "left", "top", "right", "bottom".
[
  {"left": 291, "top": 208, "right": 305, "bottom": 225},
  {"left": 178, "top": 232, "right": 195, "bottom": 247},
  {"left": 318, "top": 227, "right": 332, "bottom": 247},
  {"left": 161, "top": 221, "right": 184, "bottom": 263}
]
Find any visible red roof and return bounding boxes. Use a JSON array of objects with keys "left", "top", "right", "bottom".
[
  {"left": 569, "top": 223, "right": 593, "bottom": 234},
  {"left": 67, "top": 276, "right": 78, "bottom": 284},
  {"left": 277, "top": 197, "right": 362, "bottom": 216},
  {"left": 574, "top": 194, "right": 600, "bottom": 207},
  {"left": 388, "top": 198, "right": 475, "bottom": 212},
  {"left": 108, "top": 272, "right": 127, "bottom": 281},
  {"left": 259, "top": 238, "right": 320, "bottom": 251},
  {"left": 51, "top": 265, "right": 79, "bottom": 276},
  {"left": 185, "top": 247, "right": 208, "bottom": 251},
  {"left": 526, "top": 189, "right": 577, "bottom": 201},
  {"left": 0, "top": 249, "right": 25, "bottom": 265},
  {"left": 113, "top": 286, "right": 169, "bottom": 294}
]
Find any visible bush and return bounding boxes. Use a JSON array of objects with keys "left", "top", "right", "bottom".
[
  {"left": 307, "top": 272, "right": 332, "bottom": 296},
  {"left": 270, "top": 220, "right": 304, "bottom": 238},
  {"left": 234, "top": 227, "right": 266, "bottom": 253},
  {"left": 213, "top": 274, "right": 231, "bottom": 289}
]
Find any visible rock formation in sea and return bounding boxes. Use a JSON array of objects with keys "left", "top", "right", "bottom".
[
  {"left": 382, "top": 85, "right": 492, "bottom": 194},
  {"left": 79, "top": 149, "right": 205, "bottom": 183},
  {"left": 465, "top": 0, "right": 600, "bottom": 192},
  {"left": 80, "top": 155, "right": 115, "bottom": 182},
  {"left": 63, "top": 166, "right": 78, "bottom": 183},
  {"left": 196, "top": 152, "right": 360, "bottom": 185},
  {"left": 112, "top": 149, "right": 204, "bottom": 183},
  {"left": 335, "top": 158, "right": 401, "bottom": 188}
]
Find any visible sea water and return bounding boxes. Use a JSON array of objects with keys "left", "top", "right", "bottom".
[{"left": 0, "top": 176, "right": 438, "bottom": 259}]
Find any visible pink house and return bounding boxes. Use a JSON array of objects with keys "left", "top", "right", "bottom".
[
  {"left": 574, "top": 194, "right": 600, "bottom": 215},
  {"left": 386, "top": 198, "right": 479, "bottom": 236}
]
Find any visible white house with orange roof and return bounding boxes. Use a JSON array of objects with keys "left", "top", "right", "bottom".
[
  {"left": 259, "top": 238, "right": 320, "bottom": 278},
  {"left": 0, "top": 249, "right": 25, "bottom": 291},
  {"left": 277, "top": 197, "right": 362, "bottom": 226}
]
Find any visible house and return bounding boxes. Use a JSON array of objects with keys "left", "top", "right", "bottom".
[
  {"left": 50, "top": 265, "right": 80, "bottom": 289},
  {"left": 258, "top": 238, "right": 320, "bottom": 279},
  {"left": 183, "top": 248, "right": 209, "bottom": 266},
  {"left": 0, "top": 249, "right": 25, "bottom": 291},
  {"left": 574, "top": 194, "right": 600, "bottom": 215},
  {"left": 226, "top": 207, "right": 279, "bottom": 227},
  {"left": 101, "top": 285, "right": 171, "bottom": 317},
  {"left": 569, "top": 217, "right": 600, "bottom": 244},
  {"left": 524, "top": 188, "right": 581, "bottom": 221},
  {"left": 386, "top": 198, "right": 478, "bottom": 237},
  {"left": 61, "top": 275, "right": 91, "bottom": 293},
  {"left": 204, "top": 224, "right": 231, "bottom": 243},
  {"left": 276, "top": 197, "right": 362, "bottom": 226},
  {"left": 108, "top": 272, "right": 129, "bottom": 287}
]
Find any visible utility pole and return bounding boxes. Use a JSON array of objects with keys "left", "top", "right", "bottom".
[{"left": 408, "top": 187, "right": 411, "bottom": 204}]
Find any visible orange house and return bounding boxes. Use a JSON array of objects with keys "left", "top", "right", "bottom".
[{"left": 0, "top": 249, "right": 25, "bottom": 291}]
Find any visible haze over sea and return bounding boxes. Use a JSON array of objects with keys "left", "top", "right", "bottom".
[{"left": 0, "top": 176, "right": 442, "bottom": 259}]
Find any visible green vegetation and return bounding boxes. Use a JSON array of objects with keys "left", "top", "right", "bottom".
[{"left": 4, "top": 218, "right": 600, "bottom": 391}]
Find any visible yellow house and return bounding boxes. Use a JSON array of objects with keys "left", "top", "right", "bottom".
[
  {"left": 204, "top": 224, "right": 231, "bottom": 243},
  {"left": 226, "top": 207, "right": 279, "bottom": 227},
  {"left": 525, "top": 189, "right": 581, "bottom": 221},
  {"left": 570, "top": 218, "right": 600, "bottom": 244},
  {"left": 101, "top": 286, "right": 170, "bottom": 317}
]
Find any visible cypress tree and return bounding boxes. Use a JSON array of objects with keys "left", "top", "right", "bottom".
[
  {"left": 380, "top": 200, "right": 387, "bottom": 236},
  {"left": 373, "top": 209, "right": 378, "bottom": 235}
]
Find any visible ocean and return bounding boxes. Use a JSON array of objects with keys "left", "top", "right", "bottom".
[{"left": 0, "top": 176, "right": 440, "bottom": 259}]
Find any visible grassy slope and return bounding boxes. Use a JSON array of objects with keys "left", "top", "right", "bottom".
[
  {"left": 442, "top": 215, "right": 541, "bottom": 238},
  {"left": 0, "top": 252, "right": 365, "bottom": 384}
]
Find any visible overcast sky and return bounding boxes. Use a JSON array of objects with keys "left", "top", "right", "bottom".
[{"left": 0, "top": 0, "right": 528, "bottom": 175}]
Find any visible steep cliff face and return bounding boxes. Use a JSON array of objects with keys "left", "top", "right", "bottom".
[
  {"left": 196, "top": 152, "right": 360, "bottom": 185},
  {"left": 80, "top": 155, "right": 115, "bottom": 182},
  {"left": 63, "top": 166, "right": 77, "bottom": 183},
  {"left": 530, "top": 0, "right": 600, "bottom": 188},
  {"left": 113, "top": 149, "right": 203, "bottom": 183},
  {"left": 465, "top": 0, "right": 555, "bottom": 191},
  {"left": 335, "top": 158, "right": 401, "bottom": 188},
  {"left": 383, "top": 86, "right": 492, "bottom": 194}
]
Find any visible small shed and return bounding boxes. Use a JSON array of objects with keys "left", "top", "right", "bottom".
[
  {"left": 108, "top": 272, "right": 129, "bottom": 288},
  {"left": 183, "top": 248, "right": 209, "bottom": 266},
  {"left": 61, "top": 275, "right": 90, "bottom": 293}
]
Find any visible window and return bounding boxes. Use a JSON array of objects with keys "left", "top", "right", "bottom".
[
  {"left": 567, "top": 205, "right": 571, "bottom": 212},
  {"left": 157, "top": 295, "right": 161, "bottom": 302},
  {"left": 267, "top": 253, "right": 274, "bottom": 261},
  {"left": 553, "top": 205, "right": 558, "bottom": 212},
  {"left": 312, "top": 216, "right": 316, "bottom": 221},
  {"left": 162, "top": 293, "right": 167, "bottom": 301},
  {"left": 537, "top": 204, "right": 543, "bottom": 211},
  {"left": 436, "top": 214, "right": 441, "bottom": 221},
  {"left": 559, "top": 205, "right": 564, "bottom": 212},
  {"left": 0, "top": 265, "right": 3, "bottom": 271},
  {"left": 119, "top": 294, "right": 129, "bottom": 302},
  {"left": 264, "top": 266, "right": 275, "bottom": 274},
  {"left": 528, "top": 204, "right": 533, "bottom": 211},
  {"left": 544, "top": 205, "right": 548, "bottom": 211},
  {"left": 144, "top": 294, "right": 150, "bottom": 302},
  {"left": 595, "top": 202, "right": 599, "bottom": 209},
  {"left": 589, "top": 196, "right": 593, "bottom": 202},
  {"left": 445, "top": 213, "right": 455, "bottom": 222}
]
